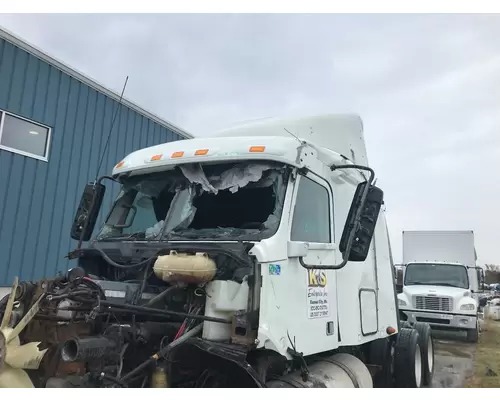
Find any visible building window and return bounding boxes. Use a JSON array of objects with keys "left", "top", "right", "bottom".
[
  {"left": 291, "top": 175, "right": 332, "bottom": 243},
  {"left": 0, "top": 110, "right": 51, "bottom": 161}
]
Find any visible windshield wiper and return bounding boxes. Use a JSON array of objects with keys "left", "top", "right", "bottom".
[
  {"left": 167, "top": 232, "right": 220, "bottom": 239},
  {"left": 98, "top": 232, "right": 148, "bottom": 241},
  {"left": 425, "top": 282, "right": 465, "bottom": 288},
  {"left": 166, "top": 228, "right": 253, "bottom": 240},
  {"left": 406, "top": 281, "right": 465, "bottom": 288}
]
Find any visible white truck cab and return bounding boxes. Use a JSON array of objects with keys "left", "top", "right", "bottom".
[
  {"left": 397, "top": 230, "right": 481, "bottom": 342},
  {"left": 0, "top": 114, "right": 435, "bottom": 389}
]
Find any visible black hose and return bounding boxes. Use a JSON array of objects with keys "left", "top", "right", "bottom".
[
  {"left": 143, "top": 285, "right": 178, "bottom": 308},
  {"left": 93, "top": 246, "right": 160, "bottom": 269},
  {"left": 132, "top": 264, "right": 151, "bottom": 306},
  {"left": 121, "top": 324, "right": 203, "bottom": 383},
  {"left": 100, "top": 373, "right": 128, "bottom": 388},
  {"left": 100, "top": 301, "right": 229, "bottom": 324},
  {"left": 61, "top": 336, "right": 118, "bottom": 362}
]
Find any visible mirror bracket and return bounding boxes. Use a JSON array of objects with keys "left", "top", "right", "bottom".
[{"left": 287, "top": 241, "right": 309, "bottom": 258}]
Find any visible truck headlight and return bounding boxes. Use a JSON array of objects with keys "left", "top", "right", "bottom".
[
  {"left": 398, "top": 299, "right": 407, "bottom": 306},
  {"left": 460, "top": 304, "right": 476, "bottom": 311}
]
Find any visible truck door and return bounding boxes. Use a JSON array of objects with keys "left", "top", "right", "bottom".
[{"left": 284, "top": 171, "right": 338, "bottom": 356}]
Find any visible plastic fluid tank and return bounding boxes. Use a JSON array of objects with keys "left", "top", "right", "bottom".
[
  {"left": 202, "top": 279, "right": 249, "bottom": 341},
  {"left": 153, "top": 251, "right": 217, "bottom": 284}
]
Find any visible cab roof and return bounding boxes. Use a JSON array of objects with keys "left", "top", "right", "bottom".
[{"left": 112, "top": 114, "right": 368, "bottom": 177}]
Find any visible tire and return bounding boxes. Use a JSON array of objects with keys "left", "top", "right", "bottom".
[
  {"left": 466, "top": 320, "right": 479, "bottom": 343},
  {"left": 394, "top": 328, "right": 423, "bottom": 388},
  {"left": 401, "top": 321, "right": 413, "bottom": 329},
  {"left": 413, "top": 322, "right": 434, "bottom": 386},
  {"left": 367, "top": 338, "right": 394, "bottom": 387}
]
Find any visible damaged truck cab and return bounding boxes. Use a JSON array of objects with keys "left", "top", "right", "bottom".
[{"left": 0, "top": 114, "right": 434, "bottom": 388}]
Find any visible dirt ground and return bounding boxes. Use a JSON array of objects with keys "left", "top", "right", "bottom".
[
  {"left": 464, "top": 319, "right": 500, "bottom": 387},
  {"left": 431, "top": 330, "right": 477, "bottom": 388}
]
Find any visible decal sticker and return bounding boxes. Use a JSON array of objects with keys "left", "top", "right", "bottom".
[
  {"left": 307, "top": 269, "right": 330, "bottom": 319},
  {"left": 269, "top": 264, "right": 281, "bottom": 276}
]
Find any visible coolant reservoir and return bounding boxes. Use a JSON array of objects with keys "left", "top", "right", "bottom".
[
  {"left": 202, "top": 279, "right": 249, "bottom": 341},
  {"left": 153, "top": 251, "right": 217, "bottom": 284}
]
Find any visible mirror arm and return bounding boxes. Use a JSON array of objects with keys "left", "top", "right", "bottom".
[
  {"left": 299, "top": 256, "right": 348, "bottom": 270},
  {"left": 299, "top": 164, "right": 376, "bottom": 271},
  {"left": 75, "top": 175, "right": 115, "bottom": 250}
]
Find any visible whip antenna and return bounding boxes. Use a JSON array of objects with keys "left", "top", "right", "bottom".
[{"left": 95, "top": 76, "right": 129, "bottom": 182}]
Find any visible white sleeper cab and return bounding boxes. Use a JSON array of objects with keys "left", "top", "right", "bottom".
[{"left": 0, "top": 114, "right": 435, "bottom": 388}]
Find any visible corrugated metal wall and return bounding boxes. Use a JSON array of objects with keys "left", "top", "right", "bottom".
[{"left": 0, "top": 38, "right": 186, "bottom": 285}]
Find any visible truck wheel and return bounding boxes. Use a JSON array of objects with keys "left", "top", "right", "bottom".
[
  {"left": 401, "top": 321, "right": 413, "bottom": 329},
  {"left": 413, "top": 322, "right": 434, "bottom": 386},
  {"left": 367, "top": 338, "right": 393, "bottom": 387},
  {"left": 394, "top": 328, "right": 422, "bottom": 388},
  {"left": 466, "top": 321, "right": 479, "bottom": 343}
]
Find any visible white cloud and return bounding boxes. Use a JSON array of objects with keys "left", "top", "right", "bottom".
[{"left": 0, "top": 13, "right": 498, "bottom": 264}]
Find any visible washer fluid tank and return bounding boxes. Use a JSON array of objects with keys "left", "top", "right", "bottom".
[{"left": 203, "top": 279, "right": 249, "bottom": 341}]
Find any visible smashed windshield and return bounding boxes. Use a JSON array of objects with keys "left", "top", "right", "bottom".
[
  {"left": 96, "top": 161, "right": 289, "bottom": 241},
  {"left": 404, "top": 263, "right": 469, "bottom": 289}
]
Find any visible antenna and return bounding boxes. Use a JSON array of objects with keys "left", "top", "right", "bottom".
[
  {"left": 284, "top": 127, "right": 302, "bottom": 144},
  {"left": 95, "top": 76, "right": 129, "bottom": 182}
]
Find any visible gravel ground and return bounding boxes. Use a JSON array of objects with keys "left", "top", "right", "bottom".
[{"left": 431, "top": 329, "right": 478, "bottom": 388}]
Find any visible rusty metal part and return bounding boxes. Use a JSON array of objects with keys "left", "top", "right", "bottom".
[{"left": 231, "top": 311, "right": 257, "bottom": 346}]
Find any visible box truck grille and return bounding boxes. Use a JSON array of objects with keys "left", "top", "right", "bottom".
[{"left": 414, "top": 296, "right": 453, "bottom": 312}]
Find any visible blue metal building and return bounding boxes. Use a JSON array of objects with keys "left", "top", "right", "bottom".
[{"left": 0, "top": 27, "right": 193, "bottom": 286}]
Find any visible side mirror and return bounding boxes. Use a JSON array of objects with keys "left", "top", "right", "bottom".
[
  {"left": 339, "top": 181, "right": 384, "bottom": 262},
  {"left": 70, "top": 182, "right": 106, "bottom": 242},
  {"left": 479, "top": 269, "right": 486, "bottom": 291},
  {"left": 395, "top": 268, "right": 404, "bottom": 293}
]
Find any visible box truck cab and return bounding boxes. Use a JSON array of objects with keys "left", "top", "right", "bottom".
[{"left": 397, "top": 231, "right": 481, "bottom": 342}]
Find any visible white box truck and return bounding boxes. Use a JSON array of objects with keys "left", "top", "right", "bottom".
[{"left": 397, "top": 230, "right": 481, "bottom": 342}]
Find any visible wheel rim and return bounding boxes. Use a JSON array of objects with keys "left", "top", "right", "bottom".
[
  {"left": 415, "top": 343, "right": 422, "bottom": 387},
  {"left": 427, "top": 337, "right": 433, "bottom": 372}
]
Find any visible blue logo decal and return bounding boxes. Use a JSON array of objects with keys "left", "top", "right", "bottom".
[{"left": 269, "top": 264, "right": 281, "bottom": 276}]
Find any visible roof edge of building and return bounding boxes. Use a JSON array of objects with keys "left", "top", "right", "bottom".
[{"left": 0, "top": 25, "right": 194, "bottom": 139}]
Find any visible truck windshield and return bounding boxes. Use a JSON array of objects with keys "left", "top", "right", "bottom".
[
  {"left": 404, "top": 263, "right": 469, "bottom": 289},
  {"left": 96, "top": 161, "right": 288, "bottom": 242}
]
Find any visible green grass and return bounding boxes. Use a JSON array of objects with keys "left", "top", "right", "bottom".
[{"left": 465, "top": 320, "right": 500, "bottom": 387}]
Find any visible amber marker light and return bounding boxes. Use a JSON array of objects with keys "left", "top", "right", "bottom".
[
  {"left": 249, "top": 146, "right": 265, "bottom": 153},
  {"left": 195, "top": 149, "right": 209, "bottom": 156},
  {"left": 171, "top": 151, "right": 184, "bottom": 158}
]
